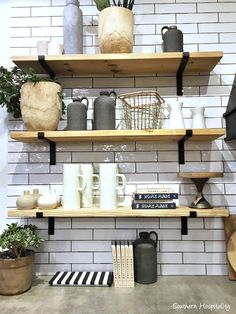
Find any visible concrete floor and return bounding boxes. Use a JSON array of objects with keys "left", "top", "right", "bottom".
[{"left": 0, "top": 276, "right": 235, "bottom": 314}]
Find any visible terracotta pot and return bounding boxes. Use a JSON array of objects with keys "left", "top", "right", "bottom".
[
  {"left": 20, "top": 81, "right": 62, "bottom": 131},
  {"left": 98, "top": 7, "right": 134, "bottom": 53},
  {"left": 0, "top": 250, "right": 34, "bottom": 295}
]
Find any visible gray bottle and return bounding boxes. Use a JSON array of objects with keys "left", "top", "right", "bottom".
[
  {"left": 93, "top": 91, "right": 117, "bottom": 130},
  {"left": 63, "top": 0, "right": 83, "bottom": 54},
  {"left": 133, "top": 231, "right": 158, "bottom": 284},
  {"left": 66, "top": 97, "right": 88, "bottom": 130},
  {"left": 161, "top": 25, "right": 183, "bottom": 52}
]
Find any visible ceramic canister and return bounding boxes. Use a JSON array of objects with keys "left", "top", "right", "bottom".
[{"left": 99, "top": 163, "right": 126, "bottom": 209}]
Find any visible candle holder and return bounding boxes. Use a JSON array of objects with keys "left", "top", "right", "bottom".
[{"left": 178, "top": 172, "right": 223, "bottom": 209}]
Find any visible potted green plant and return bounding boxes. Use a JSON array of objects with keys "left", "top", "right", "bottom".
[
  {"left": 93, "top": 0, "right": 135, "bottom": 53},
  {"left": 0, "top": 223, "right": 44, "bottom": 295},
  {"left": 0, "top": 66, "right": 64, "bottom": 131}
]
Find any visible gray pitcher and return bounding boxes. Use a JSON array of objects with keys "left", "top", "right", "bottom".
[
  {"left": 93, "top": 91, "right": 117, "bottom": 130},
  {"left": 66, "top": 97, "right": 88, "bottom": 130},
  {"left": 161, "top": 25, "right": 183, "bottom": 52}
]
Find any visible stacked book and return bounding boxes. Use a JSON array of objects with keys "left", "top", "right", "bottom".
[
  {"left": 132, "top": 186, "right": 179, "bottom": 210},
  {"left": 111, "top": 240, "right": 134, "bottom": 288}
]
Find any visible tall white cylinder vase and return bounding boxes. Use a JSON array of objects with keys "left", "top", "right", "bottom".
[
  {"left": 81, "top": 164, "right": 99, "bottom": 208},
  {"left": 99, "top": 163, "right": 126, "bottom": 209},
  {"left": 63, "top": 164, "right": 86, "bottom": 210}
]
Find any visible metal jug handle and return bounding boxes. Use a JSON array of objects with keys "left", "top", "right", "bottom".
[
  {"left": 161, "top": 26, "right": 169, "bottom": 39},
  {"left": 80, "top": 97, "right": 89, "bottom": 110},
  {"left": 149, "top": 231, "right": 158, "bottom": 247},
  {"left": 109, "top": 91, "right": 117, "bottom": 101}
]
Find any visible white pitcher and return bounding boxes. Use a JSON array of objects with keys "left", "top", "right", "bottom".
[
  {"left": 191, "top": 106, "right": 206, "bottom": 128},
  {"left": 63, "top": 164, "right": 86, "bottom": 210},
  {"left": 167, "top": 101, "right": 185, "bottom": 129},
  {"left": 99, "top": 163, "right": 126, "bottom": 209},
  {"left": 81, "top": 164, "right": 99, "bottom": 207}
]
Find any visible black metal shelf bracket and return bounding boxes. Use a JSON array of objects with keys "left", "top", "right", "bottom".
[
  {"left": 178, "top": 129, "right": 193, "bottom": 164},
  {"left": 181, "top": 211, "right": 197, "bottom": 235},
  {"left": 48, "top": 217, "right": 55, "bottom": 235},
  {"left": 38, "top": 132, "right": 56, "bottom": 165},
  {"left": 181, "top": 217, "right": 188, "bottom": 235},
  {"left": 36, "top": 212, "right": 55, "bottom": 235},
  {"left": 176, "top": 52, "right": 189, "bottom": 96},
  {"left": 38, "top": 55, "right": 55, "bottom": 79}
]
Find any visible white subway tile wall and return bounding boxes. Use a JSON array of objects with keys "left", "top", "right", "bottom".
[{"left": 8, "top": 0, "right": 236, "bottom": 275}]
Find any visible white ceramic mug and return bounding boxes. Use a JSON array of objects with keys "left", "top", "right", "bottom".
[
  {"left": 63, "top": 164, "right": 86, "bottom": 210},
  {"left": 81, "top": 164, "right": 99, "bottom": 207},
  {"left": 99, "top": 163, "right": 126, "bottom": 209}
]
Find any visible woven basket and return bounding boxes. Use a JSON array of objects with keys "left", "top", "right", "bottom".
[{"left": 118, "top": 91, "right": 165, "bottom": 130}]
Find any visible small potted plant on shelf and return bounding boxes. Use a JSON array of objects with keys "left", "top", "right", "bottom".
[
  {"left": 0, "top": 223, "right": 44, "bottom": 295},
  {"left": 93, "top": 0, "right": 135, "bottom": 53},
  {"left": 0, "top": 66, "right": 64, "bottom": 131}
]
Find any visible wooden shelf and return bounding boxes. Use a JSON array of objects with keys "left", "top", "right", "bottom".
[
  {"left": 12, "top": 51, "right": 223, "bottom": 76},
  {"left": 10, "top": 129, "right": 225, "bottom": 143},
  {"left": 8, "top": 206, "right": 229, "bottom": 218},
  {"left": 178, "top": 172, "right": 224, "bottom": 179}
]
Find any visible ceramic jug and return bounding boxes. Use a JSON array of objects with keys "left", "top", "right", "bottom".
[
  {"left": 133, "top": 231, "right": 158, "bottom": 284},
  {"left": 167, "top": 101, "right": 185, "bottom": 129},
  {"left": 93, "top": 91, "right": 117, "bottom": 130},
  {"left": 66, "top": 97, "right": 88, "bottom": 130},
  {"left": 63, "top": 0, "right": 83, "bottom": 54},
  {"left": 161, "top": 25, "right": 183, "bottom": 52},
  {"left": 191, "top": 106, "right": 206, "bottom": 128}
]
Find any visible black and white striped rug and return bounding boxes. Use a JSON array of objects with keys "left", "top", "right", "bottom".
[{"left": 49, "top": 271, "right": 113, "bottom": 287}]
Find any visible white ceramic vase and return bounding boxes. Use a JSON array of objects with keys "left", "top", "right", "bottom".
[
  {"left": 167, "top": 101, "right": 185, "bottom": 129},
  {"left": 63, "top": 164, "right": 86, "bottom": 210},
  {"left": 191, "top": 106, "right": 206, "bottom": 128},
  {"left": 99, "top": 163, "right": 126, "bottom": 209}
]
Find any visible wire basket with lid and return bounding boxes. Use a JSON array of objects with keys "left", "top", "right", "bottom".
[{"left": 118, "top": 91, "right": 165, "bottom": 130}]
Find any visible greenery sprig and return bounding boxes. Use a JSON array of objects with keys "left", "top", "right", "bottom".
[{"left": 94, "top": 0, "right": 135, "bottom": 11}]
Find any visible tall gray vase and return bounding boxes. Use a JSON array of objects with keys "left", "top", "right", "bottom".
[{"left": 63, "top": 0, "right": 83, "bottom": 54}]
